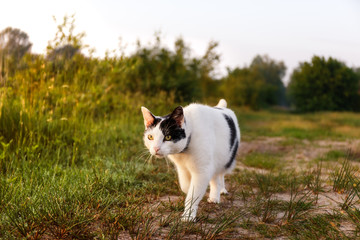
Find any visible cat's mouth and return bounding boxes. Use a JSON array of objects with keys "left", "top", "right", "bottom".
[{"left": 154, "top": 153, "right": 164, "bottom": 158}]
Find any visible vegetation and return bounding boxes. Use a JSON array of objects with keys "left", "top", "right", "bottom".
[
  {"left": 1, "top": 15, "right": 360, "bottom": 239},
  {"left": 288, "top": 56, "right": 360, "bottom": 112},
  {"left": 223, "top": 55, "right": 287, "bottom": 109}
]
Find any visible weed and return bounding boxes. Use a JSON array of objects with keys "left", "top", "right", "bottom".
[
  {"left": 282, "top": 214, "right": 346, "bottom": 239},
  {"left": 250, "top": 196, "right": 281, "bottom": 224},
  {"left": 281, "top": 178, "right": 317, "bottom": 223},
  {"left": 2, "top": 73, "right": 360, "bottom": 239},
  {"left": 303, "top": 162, "right": 324, "bottom": 202},
  {"left": 202, "top": 210, "right": 245, "bottom": 239},
  {"left": 340, "top": 176, "right": 360, "bottom": 236},
  {"left": 332, "top": 158, "right": 356, "bottom": 193}
]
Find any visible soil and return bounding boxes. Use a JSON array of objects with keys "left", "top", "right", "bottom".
[{"left": 151, "top": 137, "right": 360, "bottom": 239}]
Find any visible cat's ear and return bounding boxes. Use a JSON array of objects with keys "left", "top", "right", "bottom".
[
  {"left": 141, "top": 106, "right": 155, "bottom": 129},
  {"left": 170, "top": 106, "right": 184, "bottom": 127}
]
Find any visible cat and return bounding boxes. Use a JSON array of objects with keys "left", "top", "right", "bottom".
[{"left": 141, "top": 99, "right": 240, "bottom": 221}]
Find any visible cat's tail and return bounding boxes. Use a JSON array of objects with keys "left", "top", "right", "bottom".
[{"left": 216, "top": 99, "right": 227, "bottom": 108}]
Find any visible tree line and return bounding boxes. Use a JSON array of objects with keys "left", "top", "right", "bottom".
[{"left": 1, "top": 16, "right": 359, "bottom": 112}]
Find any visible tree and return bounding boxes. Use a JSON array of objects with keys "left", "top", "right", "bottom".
[
  {"left": 0, "top": 27, "right": 32, "bottom": 60},
  {"left": 46, "top": 15, "right": 86, "bottom": 60},
  {"left": 45, "top": 15, "right": 88, "bottom": 84},
  {"left": 250, "top": 55, "right": 287, "bottom": 106},
  {"left": 47, "top": 44, "right": 80, "bottom": 61},
  {"left": 199, "top": 41, "right": 220, "bottom": 98},
  {"left": 222, "top": 55, "right": 287, "bottom": 109},
  {"left": 123, "top": 36, "right": 220, "bottom": 101},
  {"left": 0, "top": 27, "right": 32, "bottom": 78},
  {"left": 223, "top": 67, "right": 265, "bottom": 109},
  {"left": 288, "top": 56, "right": 360, "bottom": 112}
]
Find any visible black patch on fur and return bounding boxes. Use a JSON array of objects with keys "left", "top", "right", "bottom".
[
  {"left": 213, "top": 107, "right": 224, "bottom": 110},
  {"left": 148, "top": 117, "right": 161, "bottom": 128},
  {"left": 171, "top": 106, "right": 184, "bottom": 127},
  {"left": 160, "top": 117, "right": 186, "bottom": 143},
  {"left": 180, "top": 135, "right": 191, "bottom": 153},
  {"left": 223, "top": 114, "right": 236, "bottom": 149},
  {"left": 225, "top": 139, "right": 238, "bottom": 169}
]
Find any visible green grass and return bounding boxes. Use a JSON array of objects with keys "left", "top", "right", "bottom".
[
  {"left": 312, "top": 150, "right": 348, "bottom": 164},
  {"left": 2, "top": 27, "right": 360, "bottom": 238},
  {"left": 324, "top": 150, "right": 347, "bottom": 161},
  {"left": 1, "top": 82, "right": 360, "bottom": 238},
  {"left": 237, "top": 109, "right": 360, "bottom": 140},
  {"left": 2, "top": 105, "right": 360, "bottom": 239},
  {"left": 241, "top": 152, "right": 283, "bottom": 170},
  {"left": 331, "top": 159, "right": 357, "bottom": 193}
]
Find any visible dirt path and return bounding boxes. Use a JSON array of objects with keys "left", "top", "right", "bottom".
[{"left": 145, "top": 137, "right": 360, "bottom": 239}]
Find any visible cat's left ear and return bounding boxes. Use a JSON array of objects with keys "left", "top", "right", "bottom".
[
  {"left": 171, "top": 106, "right": 184, "bottom": 127},
  {"left": 141, "top": 106, "right": 156, "bottom": 129}
]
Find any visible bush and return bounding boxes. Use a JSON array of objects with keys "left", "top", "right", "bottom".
[
  {"left": 222, "top": 55, "right": 287, "bottom": 109},
  {"left": 223, "top": 67, "right": 265, "bottom": 109},
  {"left": 288, "top": 56, "right": 360, "bottom": 112}
]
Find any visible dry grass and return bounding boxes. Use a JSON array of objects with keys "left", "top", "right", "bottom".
[{"left": 2, "top": 108, "right": 360, "bottom": 239}]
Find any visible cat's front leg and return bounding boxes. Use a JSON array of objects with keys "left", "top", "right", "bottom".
[
  {"left": 181, "top": 172, "right": 210, "bottom": 221},
  {"left": 176, "top": 165, "right": 191, "bottom": 194}
]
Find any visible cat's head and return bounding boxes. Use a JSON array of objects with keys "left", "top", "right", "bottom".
[{"left": 141, "top": 106, "right": 189, "bottom": 158}]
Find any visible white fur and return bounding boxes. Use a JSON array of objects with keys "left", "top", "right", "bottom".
[{"left": 142, "top": 99, "right": 240, "bottom": 221}]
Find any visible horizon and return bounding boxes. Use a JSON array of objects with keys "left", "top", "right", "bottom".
[{"left": 1, "top": 0, "right": 360, "bottom": 83}]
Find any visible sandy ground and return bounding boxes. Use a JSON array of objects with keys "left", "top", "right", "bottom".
[
  {"left": 130, "top": 137, "right": 360, "bottom": 239},
  {"left": 149, "top": 137, "right": 360, "bottom": 239}
]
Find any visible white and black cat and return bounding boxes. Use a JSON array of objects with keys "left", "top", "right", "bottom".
[{"left": 141, "top": 99, "right": 240, "bottom": 221}]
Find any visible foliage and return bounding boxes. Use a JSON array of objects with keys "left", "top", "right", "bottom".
[
  {"left": 2, "top": 14, "right": 360, "bottom": 240},
  {"left": 222, "top": 55, "right": 287, "bottom": 109},
  {"left": 122, "top": 36, "right": 220, "bottom": 101},
  {"left": 0, "top": 27, "right": 32, "bottom": 59},
  {"left": 46, "top": 15, "right": 87, "bottom": 58},
  {"left": 288, "top": 56, "right": 360, "bottom": 112},
  {"left": 0, "top": 27, "right": 32, "bottom": 78},
  {"left": 223, "top": 67, "right": 264, "bottom": 109},
  {"left": 250, "top": 55, "right": 287, "bottom": 106}
]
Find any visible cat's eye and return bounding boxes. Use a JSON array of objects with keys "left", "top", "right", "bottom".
[
  {"left": 164, "top": 135, "right": 172, "bottom": 141},
  {"left": 148, "top": 134, "right": 154, "bottom": 140}
]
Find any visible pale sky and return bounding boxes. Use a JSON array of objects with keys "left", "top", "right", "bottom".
[{"left": 1, "top": 0, "right": 360, "bottom": 83}]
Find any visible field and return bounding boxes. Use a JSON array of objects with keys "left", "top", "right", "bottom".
[{"left": 1, "top": 102, "right": 360, "bottom": 239}]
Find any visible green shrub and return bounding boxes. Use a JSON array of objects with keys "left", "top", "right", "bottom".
[{"left": 288, "top": 56, "right": 360, "bottom": 112}]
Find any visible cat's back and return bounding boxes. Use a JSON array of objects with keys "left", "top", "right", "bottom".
[
  {"left": 177, "top": 100, "right": 240, "bottom": 170},
  {"left": 184, "top": 102, "right": 236, "bottom": 121},
  {"left": 183, "top": 103, "right": 220, "bottom": 122},
  {"left": 184, "top": 102, "right": 240, "bottom": 137}
]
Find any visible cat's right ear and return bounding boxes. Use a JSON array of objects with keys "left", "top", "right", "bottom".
[{"left": 141, "top": 106, "right": 155, "bottom": 129}]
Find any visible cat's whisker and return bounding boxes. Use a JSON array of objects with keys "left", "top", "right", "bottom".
[
  {"left": 164, "top": 156, "right": 171, "bottom": 171},
  {"left": 145, "top": 153, "right": 153, "bottom": 164},
  {"left": 138, "top": 149, "right": 149, "bottom": 157},
  {"left": 135, "top": 150, "right": 150, "bottom": 161},
  {"left": 141, "top": 152, "right": 149, "bottom": 162}
]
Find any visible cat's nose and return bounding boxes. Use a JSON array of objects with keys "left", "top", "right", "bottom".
[{"left": 153, "top": 147, "right": 160, "bottom": 153}]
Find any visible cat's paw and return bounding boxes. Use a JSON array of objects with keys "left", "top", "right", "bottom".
[
  {"left": 220, "top": 188, "right": 229, "bottom": 195},
  {"left": 207, "top": 197, "right": 220, "bottom": 204},
  {"left": 181, "top": 213, "right": 196, "bottom": 222}
]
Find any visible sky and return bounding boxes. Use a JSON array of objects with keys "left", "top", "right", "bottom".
[{"left": 1, "top": 0, "right": 360, "bottom": 83}]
